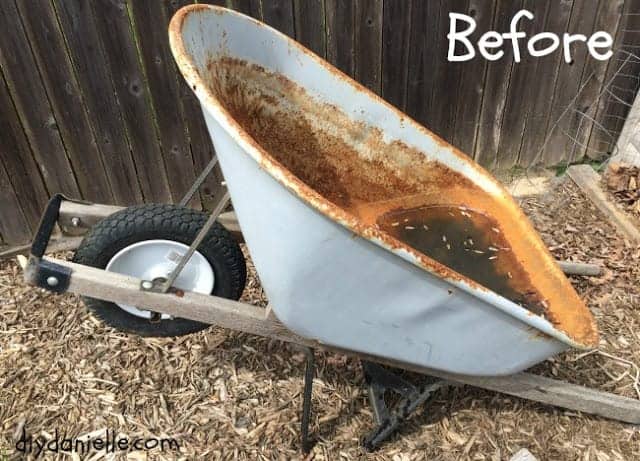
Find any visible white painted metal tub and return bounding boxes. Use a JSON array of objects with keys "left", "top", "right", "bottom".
[{"left": 169, "top": 5, "right": 598, "bottom": 376}]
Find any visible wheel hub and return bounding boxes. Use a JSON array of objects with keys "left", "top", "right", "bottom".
[{"left": 105, "top": 239, "right": 215, "bottom": 319}]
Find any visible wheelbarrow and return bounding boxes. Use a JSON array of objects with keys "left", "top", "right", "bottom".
[{"left": 21, "top": 4, "right": 619, "bottom": 452}]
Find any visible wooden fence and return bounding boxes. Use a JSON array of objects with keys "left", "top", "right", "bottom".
[{"left": 1, "top": 0, "right": 639, "bottom": 245}]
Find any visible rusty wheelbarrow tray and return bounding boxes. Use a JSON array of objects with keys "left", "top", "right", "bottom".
[{"left": 166, "top": 5, "right": 597, "bottom": 376}]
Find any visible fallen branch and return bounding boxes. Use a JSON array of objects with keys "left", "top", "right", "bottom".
[{"left": 557, "top": 261, "right": 602, "bottom": 276}]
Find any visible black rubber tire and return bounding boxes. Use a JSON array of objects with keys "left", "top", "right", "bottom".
[{"left": 72, "top": 203, "right": 246, "bottom": 337}]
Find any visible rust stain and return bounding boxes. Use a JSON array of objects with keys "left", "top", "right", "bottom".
[
  {"left": 169, "top": 3, "right": 208, "bottom": 36},
  {"left": 526, "top": 326, "right": 553, "bottom": 341},
  {"left": 168, "top": 5, "right": 599, "bottom": 348}
]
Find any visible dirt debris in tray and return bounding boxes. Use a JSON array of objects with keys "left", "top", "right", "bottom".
[
  {"left": 1, "top": 178, "right": 640, "bottom": 460},
  {"left": 206, "top": 57, "right": 473, "bottom": 210}
]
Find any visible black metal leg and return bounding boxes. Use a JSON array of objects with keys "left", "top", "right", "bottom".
[
  {"left": 361, "top": 361, "right": 445, "bottom": 452},
  {"left": 367, "top": 377, "right": 390, "bottom": 425},
  {"left": 30, "top": 193, "right": 64, "bottom": 259},
  {"left": 301, "top": 348, "right": 315, "bottom": 454}
]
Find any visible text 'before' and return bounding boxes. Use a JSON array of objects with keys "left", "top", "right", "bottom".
[{"left": 448, "top": 10, "right": 613, "bottom": 63}]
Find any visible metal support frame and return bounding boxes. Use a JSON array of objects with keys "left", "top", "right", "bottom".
[
  {"left": 162, "top": 156, "right": 230, "bottom": 293},
  {"left": 178, "top": 156, "right": 220, "bottom": 207},
  {"left": 361, "top": 361, "right": 446, "bottom": 451},
  {"left": 159, "top": 190, "right": 231, "bottom": 293},
  {"left": 301, "top": 348, "right": 315, "bottom": 453}
]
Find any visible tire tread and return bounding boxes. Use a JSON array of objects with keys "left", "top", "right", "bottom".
[{"left": 72, "top": 204, "right": 246, "bottom": 337}]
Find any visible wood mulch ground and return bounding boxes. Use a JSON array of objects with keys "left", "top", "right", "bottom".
[{"left": 1, "top": 177, "right": 639, "bottom": 460}]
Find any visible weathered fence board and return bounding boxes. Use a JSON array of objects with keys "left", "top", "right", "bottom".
[
  {"left": 569, "top": 0, "right": 625, "bottom": 163},
  {"left": 17, "top": 0, "right": 115, "bottom": 204},
  {"left": 165, "top": 0, "right": 226, "bottom": 209},
  {"left": 229, "top": 0, "right": 261, "bottom": 18},
  {"left": 91, "top": 0, "right": 172, "bottom": 204},
  {"left": 0, "top": 0, "right": 638, "bottom": 245},
  {"left": 406, "top": 0, "right": 441, "bottom": 130},
  {"left": 517, "top": 0, "right": 574, "bottom": 167},
  {"left": 0, "top": 1, "right": 80, "bottom": 198},
  {"left": 543, "top": 1, "right": 600, "bottom": 167},
  {"left": 586, "top": 0, "right": 640, "bottom": 158},
  {"left": 475, "top": 0, "right": 524, "bottom": 168},
  {"left": 381, "top": 0, "right": 412, "bottom": 110},
  {"left": 354, "top": 0, "right": 382, "bottom": 94},
  {"left": 608, "top": 5, "right": 640, "bottom": 140},
  {"left": 262, "top": 0, "right": 295, "bottom": 37},
  {"left": 452, "top": 0, "right": 496, "bottom": 156},
  {"left": 430, "top": 0, "right": 470, "bottom": 144},
  {"left": 495, "top": 0, "right": 548, "bottom": 170},
  {"left": 54, "top": 0, "right": 144, "bottom": 205},
  {"left": 129, "top": 0, "right": 199, "bottom": 207},
  {"left": 0, "top": 152, "right": 30, "bottom": 243},
  {"left": 0, "top": 74, "right": 49, "bottom": 232},
  {"left": 294, "top": 0, "right": 326, "bottom": 58},
  {"left": 325, "top": 0, "right": 355, "bottom": 77}
]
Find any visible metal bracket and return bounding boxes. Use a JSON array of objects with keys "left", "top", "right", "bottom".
[
  {"left": 361, "top": 361, "right": 446, "bottom": 451},
  {"left": 140, "top": 277, "right": 173, "bottom": 293},
  {"left": 28, "top": 258, "right": 72, "bottom": 294},
  {"left": 138, "top": 277, "right": 178, "bottom": 321},
  {"left": 23, "top": 193, "right": 73, "bottom": 294}
]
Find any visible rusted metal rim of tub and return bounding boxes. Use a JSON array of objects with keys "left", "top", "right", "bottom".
[{"left": 168, "top": 5, "right": 598, "bottom": 349}]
